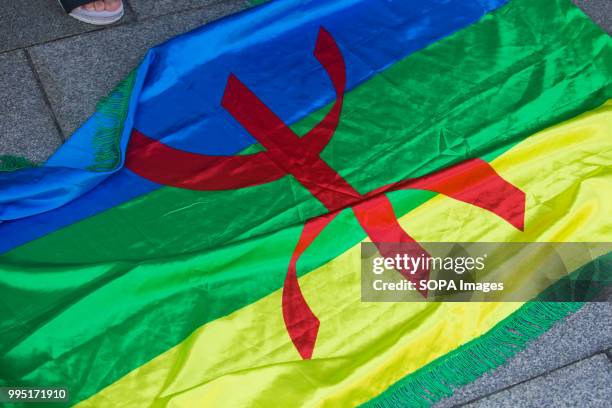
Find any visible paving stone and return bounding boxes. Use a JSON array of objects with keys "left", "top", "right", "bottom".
[
  {"left": 0, "top": 0, "right": 134, "bottom": 54},
  {"left": 28, "top": 0, "right": 247, "bottom": 138},
  {"left": 0, "top": 50, "right": 62, "bottom": 162},
  {"left": 435, "top": 303, "right": 612, "bottom": 407},
  {"left": 573, "top": 0, "right": 612, "bottom": 33},
  {"left": 463, "top": 353, "right": 612, "bottom": 408},
  {"left": 125, "top": 0, "right": 246, "bottom": 19}
]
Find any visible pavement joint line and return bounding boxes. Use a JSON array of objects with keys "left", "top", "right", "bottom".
[
  {"left": 0, "top": 24, "right": 113, "bottom": 58},
  {"left": 454, "top": 350, "right": 608, "bottom": 407},
  {"left": 0, "top": 27, "right": 102, "bottom": 58},
  {"left": 23, "top": 48, "right": 66, "bottom": 142},
  {"left": 1, "top": 0, "right": 252, "bottom": 143},
  {"left": 0, "top": 0, "right": 244, "bottom": 58},
  {"left": 605, "top": 349, "right": 612, "bottom": 363}
]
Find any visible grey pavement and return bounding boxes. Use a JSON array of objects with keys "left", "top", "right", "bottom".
[
  {"left": 435, "top": 303, "right": 612, "bottom": 407},
  {"left": 0, "top": 0, "right": 135, "bottom": 54},
  {"left": 0, "top": 0, "right": 610, "bottom": 407},
  {"left": 462, "top": 354, "right": 612, "bottom": 408},
  {"left": 0, "top": 50, "right": 62, "bottom": 161},
  {"left": 127, "top": 0, "right": 230, "bottom": 18},
  {"left": 28, "top": 0, "right": 245, "bottom": 136},
  {"left": 573, "top": 0, "right": 612, "bottom": 33}
]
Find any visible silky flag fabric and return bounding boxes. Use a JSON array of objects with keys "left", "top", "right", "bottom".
[{"left": 0, "top": 0, "right": 611, "bottom": 407}]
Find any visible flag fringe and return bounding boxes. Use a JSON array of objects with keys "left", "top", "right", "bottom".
[
  {"left": 0, "top": 155, "right": 38, "bottom": 172},
  {"left": 363, "top": 301, "right": 583, "bottom": 408},
  {"left": 87, "top": 70, "right": 136, "bottom": 172}
]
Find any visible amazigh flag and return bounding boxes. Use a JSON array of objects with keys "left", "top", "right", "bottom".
[{"left": 1, "top": 0, "right": 610, "bottom": 406}]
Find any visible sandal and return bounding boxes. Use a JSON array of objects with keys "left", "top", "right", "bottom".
[{"left": 58, "top": 0, "right": 124, "bottom": 26}]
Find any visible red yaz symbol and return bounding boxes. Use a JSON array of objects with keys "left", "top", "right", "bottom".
[{"left": 125, "top": 27, "right": 526, "bottom": 360}]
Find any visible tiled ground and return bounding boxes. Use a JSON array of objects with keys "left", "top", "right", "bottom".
[
  {"left": 28, "top": 0, "right": 245, "bottom": 136},
  {"left": 464, "top": 354, "right": 611, "bottom": 408},
  {"left": 0, "top": 1, "right": 610, "bottom": 406},
  {"left": 434, "top": 303, "right": 612, "bottom": 407}
]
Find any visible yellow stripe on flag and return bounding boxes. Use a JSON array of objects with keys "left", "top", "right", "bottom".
[{"left": 80, "top": 101, "right": 611, "bottom": 407}]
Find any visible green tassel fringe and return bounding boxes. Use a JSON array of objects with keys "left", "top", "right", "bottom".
[
  {"left": 249, "top": 0, "right": 270, "bottom": 6},
  {"left": 1, "top": 72, "right": 135, "bottom": 174},
  {"left": 87, "top": 70, "right": 137, "bottom": 172},
  {"left": 362, "top": 301, "right": 584, "bottom": 408},
  {"left": 365, "top": 253, "right": 611, "bottom": 407},
  {"left": 0, "top": 155, "right": 38, "bottom": 172}
]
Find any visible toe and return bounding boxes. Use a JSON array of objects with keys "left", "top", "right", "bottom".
[
  {"left": 105, "top": 0, "right": 122, "bottom": 12},
  {"left": 94, "top": 1, "right": 105, "bottom": 11}
]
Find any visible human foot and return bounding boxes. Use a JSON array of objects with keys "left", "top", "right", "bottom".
[
  {"left": 69, "top": 0, "right": 124, "bottom": 25},
  {"left": 80, "top": 0, "right": 122, "bottom": 13}
]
